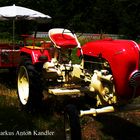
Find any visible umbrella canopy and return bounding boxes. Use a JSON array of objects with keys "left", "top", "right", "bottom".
[
  {"left": 0, "top": 4, "right": 51, "bottom": 21},
  {"left": 0, "top": 4, "right": 51, "bottom": 44}
]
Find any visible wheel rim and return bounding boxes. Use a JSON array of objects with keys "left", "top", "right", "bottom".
[
  {"left": 64, "top": 114, "right": 71, "bottom": 140},
  {"left": 18, "top": 66, "right": 29, "bottom": 105}
]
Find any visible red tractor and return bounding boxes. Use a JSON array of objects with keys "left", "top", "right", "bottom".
[{"left": 17, "top": 28, "right": 140, "bottom": 140}]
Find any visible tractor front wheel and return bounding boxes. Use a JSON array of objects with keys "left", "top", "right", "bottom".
[{"left": 64, "top": 104, "right": 81, "bottom": 140}]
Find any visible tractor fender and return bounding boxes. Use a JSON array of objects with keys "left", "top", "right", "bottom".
[{"left": 20, "top": 47, "right": 51, "bottom": 64}]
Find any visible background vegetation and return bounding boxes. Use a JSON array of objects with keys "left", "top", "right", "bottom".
[{"left": 0, "top": 0, "right": 140, "bottom": 39}]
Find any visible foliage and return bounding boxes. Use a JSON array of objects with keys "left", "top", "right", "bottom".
[{"left": 0, "top": 0, "right": 140, "bottom": 39}]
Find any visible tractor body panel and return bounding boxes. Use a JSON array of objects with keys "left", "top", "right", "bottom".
[{"left": 0, "top": 44, "right": 20, "bottom": 68}]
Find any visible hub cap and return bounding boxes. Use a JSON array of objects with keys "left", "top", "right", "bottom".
[{"left": 18, "top": 66, "right": 29, "bottom": 105}]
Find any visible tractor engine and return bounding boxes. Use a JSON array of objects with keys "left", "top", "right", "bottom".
[
  {"left": 43, "top": 49, "right": 117, "bottom": 106},
  {"left": 83, "top": 55, "right": 117, "bottom": 106},
  {"left": 43, "top": 47, "right": 74, "bottom": 84}
]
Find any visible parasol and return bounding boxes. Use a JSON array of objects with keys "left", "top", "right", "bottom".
[{"left": 0, "top": 4, "right": 51, "bottom": 43}]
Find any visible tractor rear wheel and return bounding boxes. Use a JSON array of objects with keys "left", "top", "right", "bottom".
[{"left": 17, "top": 57, "right": 43, "bottom": 112}]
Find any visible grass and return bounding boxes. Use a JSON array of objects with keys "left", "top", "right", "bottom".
[
  {"left": 0, "top": 70, "right": 65, "bottom": 140},
  {"left": 0, "top": 70, "right": 140, "bottom": 140}
]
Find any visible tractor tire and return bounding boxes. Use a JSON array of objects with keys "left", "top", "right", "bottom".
[
  {"left": 64, "top": 104, "right": 81, "bottom": 140},
  {"left": 17, "top": 57, "right": 43, "bottom": 113}
]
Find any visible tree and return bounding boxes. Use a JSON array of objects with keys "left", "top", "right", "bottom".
[
  {"left": 0, "top": 0, "right": 140, "bottom": 39},
  {"left": 118, "top": 0, "right": 140, "bottom": 39}
]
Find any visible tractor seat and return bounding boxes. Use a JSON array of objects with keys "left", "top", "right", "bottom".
[{"left": 48, "top": 28, "right": 79, "bottom": 48}]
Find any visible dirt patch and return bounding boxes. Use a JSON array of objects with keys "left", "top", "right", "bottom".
[{"left": 80, "top": 111, "right": 140, "bottom": 140}]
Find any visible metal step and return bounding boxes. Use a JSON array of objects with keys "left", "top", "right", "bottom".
[{"left": 48, "top": 87, "right": 89, "bottom": 96}]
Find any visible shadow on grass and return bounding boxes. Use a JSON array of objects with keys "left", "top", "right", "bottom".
[
  {"left": 96, "top": 113, "right": 140, "bottom": 140},
  {"left": 0, "top": 69, "right": 17, "bottom": 89},
  {"left": 0, "top": 97, "right": 65, "bottom": 140}
]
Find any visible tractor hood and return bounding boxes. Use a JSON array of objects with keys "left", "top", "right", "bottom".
[
  {"left": 82, "top": 38, "right": 140, "bottom": 99},
  {"left": 82, "top": 38, "right": 140, "bottom": 71},
  {"left": 82, "top": 38, "right": 139, "bottom": 59}
]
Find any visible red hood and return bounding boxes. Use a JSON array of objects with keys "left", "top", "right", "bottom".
[
  {"left": 82, "top": 39, "right": 140, "bottom": 59},
  {"left": 82, "top": 39, "right": 140, "bottom": 99}
]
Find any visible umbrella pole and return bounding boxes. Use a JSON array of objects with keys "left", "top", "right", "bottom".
[
  {"left": 12, "top": 19, "right": 15, "bottom": 67},
  {"left": 13, "top": 19, "right": 15, "bottom": 46}
]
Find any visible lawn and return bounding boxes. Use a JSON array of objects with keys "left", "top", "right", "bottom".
[
  {"left": 0, "top": 32, "right": 140, "bottom": 140},
  {"left": 0, "top": 70, "right": 65, "bottom": 140},
  {"left": 0, "top": 69, "right": 140, "bottom": 140}
]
